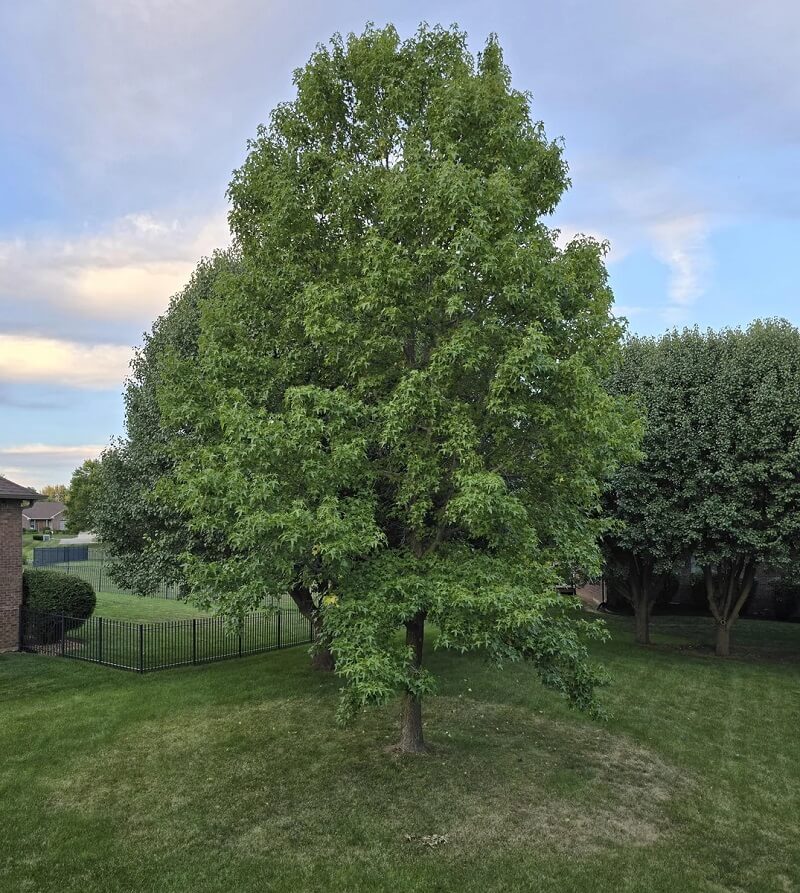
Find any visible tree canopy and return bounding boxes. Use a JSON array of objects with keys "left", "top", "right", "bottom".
[
  {"left": 155, "top": 23, "right": 636, "bottom": 750},
  {"left": 608, "top": 320, "right": 800, "bottom": 654}
]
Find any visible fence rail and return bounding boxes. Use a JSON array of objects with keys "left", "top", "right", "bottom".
[{"left": 20, "top": 607, "right": 312, "bottom": 672}]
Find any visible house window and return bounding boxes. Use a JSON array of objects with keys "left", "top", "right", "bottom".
[{"left": 29, "top": 519, "right": 36, "bottom": 530}]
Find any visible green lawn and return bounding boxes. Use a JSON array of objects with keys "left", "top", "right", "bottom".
[
  {"left": 93, "top": 591, "right": 208, "bottom": 621},
  {"left": 1, "top": 613, "right": 798, "bottom": 892}
]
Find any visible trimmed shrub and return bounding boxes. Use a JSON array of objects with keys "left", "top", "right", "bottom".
[
  {"left": 773, "top": 583, "right": 800, "bottom": 621},
  {"left": 22, "top": 569, "right": 96, "bottom": 643}
]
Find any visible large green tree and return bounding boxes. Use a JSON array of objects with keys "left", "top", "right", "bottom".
[
  {"left": 610, "top": 321, "right": 800, "bottom": 656},
  {"left": 158, "top": 24, "right": 635, "bottom": 751}
]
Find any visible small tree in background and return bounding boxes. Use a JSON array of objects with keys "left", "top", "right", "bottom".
[
  {"left": 157, "top": 24, "right": 637, "bottom": 751},
  {"left": 39, "top": 484, "right": 68, "bottom": 503},
  {"left": 65, "top": 459, "right": 102, "bottom": 534}
]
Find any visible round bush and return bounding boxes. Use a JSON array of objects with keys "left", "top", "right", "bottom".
[{"left": 22, "top": 569, "right": 96, "bottom": 643}]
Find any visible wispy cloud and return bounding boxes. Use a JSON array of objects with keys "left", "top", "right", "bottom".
[
  {"left": 0, "top": 443, "right": 106, "bottom": 489},
  {"left": 0, "top": 334, "right": 134, "bottom": 389},
  {"left": 0, "top": 444, "right": 106, "bottom": 458},
  {"left": 649, "top": 214, "right": 712, "bottom": 321}
]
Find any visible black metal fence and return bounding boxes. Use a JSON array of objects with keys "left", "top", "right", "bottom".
[
  {"left": 20, "top": 607, "right": 312, "bottom": 672},
  {"left": 31, "top": 559, "right": 182, "bottom": 599}
]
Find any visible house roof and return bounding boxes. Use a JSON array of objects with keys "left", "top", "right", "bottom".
[
  {"left": 0, "top": 476, "right": 41, "bottom": 502},
  {"left": 22, "top": 500, "right": 65, "bottom": 519}
]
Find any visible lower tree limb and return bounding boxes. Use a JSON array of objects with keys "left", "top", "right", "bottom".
[{"left": 398, "top": 611, "right": 426, "bottom": 754}]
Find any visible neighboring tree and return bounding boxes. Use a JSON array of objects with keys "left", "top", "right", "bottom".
[
  {"left": 93, "top": 252, "right": 236, "bottom": 592},
  {"left": 603, "top": 338, "right": 683, "bottom": 645},
  {"left": 65, "top": 459, "right": 102, "bottom": 533},
  {"left": 157, "top": 24, "right": 636, "bottom": 751},
  {"left": 610, "top": 321, "right": 800, "bottom": 656},
  {"left": 40, "top": 484, "right": 68, "bottom": 503},
  {"left": 94, "top": 248, "right": 340, "bottom": 670}
]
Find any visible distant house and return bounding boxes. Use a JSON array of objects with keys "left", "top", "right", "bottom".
[{"left": 22, "top": 501, "right": 67, "bottom": 532}]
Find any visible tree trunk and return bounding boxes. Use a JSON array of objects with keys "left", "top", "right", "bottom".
[
  {"left": 398, "top": 612, "right": 426, "bottom": 754},
  {"left": 715, "top": 621, "right": 731, "bottom": 657},
  {"left": 290, "top": 583, "right": 335, "bottom": 672},
  {"left": 705, "top": 559, "right": 756, "bottom": 658},
  {"left": 634, "top": 597, "right": 650, "bottom": 645},
  {"left": 310, "top": 613, "right": 335, "bottom": 672}
]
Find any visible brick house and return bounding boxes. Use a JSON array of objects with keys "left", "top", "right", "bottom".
[
  {"left": 22, "top": 500, "right": 67, "bottom": 532},
  {"left": 0, "top": 475, "right": 40, "bottom": 651}
]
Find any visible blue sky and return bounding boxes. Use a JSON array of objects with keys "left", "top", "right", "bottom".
[{"left": 1, "top": 0, "right": 798, "bottom": 487}]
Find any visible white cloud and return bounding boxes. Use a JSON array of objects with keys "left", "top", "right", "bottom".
[
  {"left": 0, "top": 443, "right": 106, "bottom": 458},
  {"left": 649, "top": 214, "right": 712, "bottom": 320},
  {"left": 0, "top": 444, "right": 106, "bottom": 489},
  {"left": 0, "top": 210, "right": 229, "bottom": 322},
  {"left": 0, "top": 334, "right": 134, "bottom": 389}
]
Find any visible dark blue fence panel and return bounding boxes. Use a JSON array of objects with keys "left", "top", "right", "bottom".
[{"left": 33, "top": 545, "right": 89, "bottom": 566}]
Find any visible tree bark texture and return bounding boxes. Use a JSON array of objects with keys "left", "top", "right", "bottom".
[
  {"left": 705, "top": 559, "right": 756, "bottom": 658},
  {"left": 398, "top": 611, "right": 426, "bottom": 754},
  {"left": 290, "top": 583, "right": 335, "bottom": 672},
  {"left": 634, "top": 597, "right": 651, "bottom": 645},
  {"left": 311, "top": 613, "right": 335, "bottom": 671},
  {"left": 715, "top": 622, "right": 731, "bottom": 657}
]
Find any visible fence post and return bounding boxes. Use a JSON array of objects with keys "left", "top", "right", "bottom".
[
  {"left": 192, "top": 618, "right": 197, "bottom": 664},
  {"left": 277, "top": 611, "right": 282, "bottom": 649},
  {"left": 60, "top": 612, "right": 66, "bottom": 656},
  {"left": 98, "top": 616, "right": 103, "bottom": 663},
  {"left": 238, "top": 624, "right": 243, "bottom": 658},
  {"left": 138, "top": 623, "right": 144, "bottom": 673}
]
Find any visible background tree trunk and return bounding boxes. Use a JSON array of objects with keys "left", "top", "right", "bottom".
[
  {"left": 634, "top": 598, "right": 650, "bottom": 645},
  {"left": 705, "top": 560, "right": 756, "bottom": 658},
  {"left": 398, "top": 612, "right": 426, "bottom": 754},
  {"left": 715, "top": 622, "right": 731, "bottom": 657}
]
